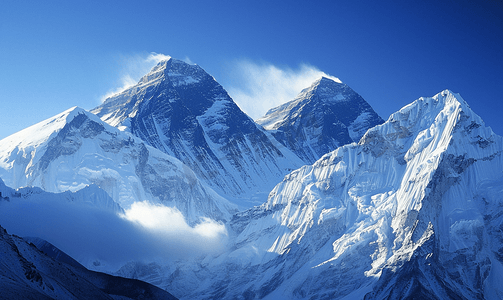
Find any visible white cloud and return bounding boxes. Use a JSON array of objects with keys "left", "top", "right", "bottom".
[
  {"left": 100, "top": 52, "right": 171, "bottom": 102},
  {"left": 100, "top": 74, "right": 137, "bottom": 102},
  {"left": 146, "top": 52, "right": 171, "bottom": 64},
  {"left": 0, "top": 197, "right": 228, "bottom": 271},
  {"left": 122, "top": 201, "right": 227, "bottom": 240},
  {"left": 182, "top": 56, "right": 195, "bottom": 65},
  {"left": 225, "top": 60, "right": 341, "bottom": 120}
]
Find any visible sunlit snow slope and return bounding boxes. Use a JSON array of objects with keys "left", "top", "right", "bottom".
[
  {"left": 92, "top": 58, "right": 304, "bottom": 208},
  {"left": 0, "top": 107, "right": 236, "bottom": 224},
  {"left": 257, "top": 77, "right": 384, "bottom": 164},
  {"left": 159, "top": 90, "right": 503, "bottom": 299}
]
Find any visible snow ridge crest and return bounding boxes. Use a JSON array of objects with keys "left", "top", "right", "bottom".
[{"left": 180, "top": 88, "right": 503, "bottom": 299}]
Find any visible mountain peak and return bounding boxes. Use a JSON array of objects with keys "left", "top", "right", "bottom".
[
  {"left": 0, "top": 103, "right": 238, "bottom": 223},
  {"left": 360, "top": 89, "right": 493, "bottom": 167},
  {"left": 386, "top": 89, "right": 474, "bottom": 129},
  {"left": 91, "top": 57, "right": 304, "bottom": 207},
  {"left": 0, "top": 106, "right": 104, "bottom": 154},
  {"left": 299, "top": 76, "right": 353, "bottom": 104},
  {"left": 145, "top": 57, "right": 171, "bottom": 73},
  {"left": 299, "top": 76, "right": 343, "bottom": 96},
  {"left": 316, "top": 75, "right": 343, "bottom": 85},
  {"left": 257, "top": 77, "right": 384, "bottom": 163},
  {"left": 438, "top": 89, "right": 469, "bottom": 107},
  {"left": 147, "top": 57, "right": 196, "bottom": 73},
  {"left": 137, "top": 57, "right": 206, "bottom": 87}
]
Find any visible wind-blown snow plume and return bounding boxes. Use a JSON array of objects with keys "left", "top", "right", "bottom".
[
  {"left": 226, "top": 59, "right": 341, "bottom": 119},
  {"left": 92, "top": 58, "right": 305, "bottom": 207},
  {"left": 100, "top": 52, "right": 172, "bottom": 102}
]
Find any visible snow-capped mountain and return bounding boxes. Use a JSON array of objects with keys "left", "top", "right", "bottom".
[
  {"left": 143, "top": 90, "right": 503, "bottom": 299},
  {"left": 256, "top": 77, "right": 384, "bottom": 164},
  {"left": 2, "top": 52, "right": 502, "bottom": 300},
  {"left": 0, "top": 107, "right": 236, "bottom": 224},
  {"left": 0, "top": 223, "right": 177, "bottom": 300},
  {"left": 92, "top": 58, "right": 304, "bottom": 207}
]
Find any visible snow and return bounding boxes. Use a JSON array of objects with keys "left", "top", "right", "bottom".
[
  {"left": 0, "top": 106, "right": 237, "bottom": 226},
  {"left": 196, "top": 99, "right": 231, "bottom": 135},
  {"left": 168, "top": 73, "right": 199, "bottom": 86},
  {"left": 0, "top": 107, "right": 79, "bottom": 166},
  {"left": 92, "top": 57, "right": 306, "bottom": 209},
  {"left": 256, "top": 76, "right": 383, "bottom": 164},
  {"left": 348, "top": 111, "right": 374, "bottom": 141},
  {"left": 145, "top": 89, "right": 503, "bottom": 299},
  {"left": 2, "top": 54, "right": 503, "bottom": 299}
]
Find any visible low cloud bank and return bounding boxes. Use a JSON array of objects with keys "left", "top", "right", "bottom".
[
  {"left": 123, "top": 201, "right": 228, "bottom": 242},
  {"left": 0, "top": 197, "right": 228, "bottom": 271}
]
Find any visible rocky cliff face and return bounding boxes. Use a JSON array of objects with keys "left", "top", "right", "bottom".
[
  {"left": 92, "top": 58, "right": 304, "bottom": 208},
  {"left": 257, "top": 77, "right": 384, "bottom": 164}
]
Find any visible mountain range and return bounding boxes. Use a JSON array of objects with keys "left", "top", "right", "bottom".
[
  {"left": 1, "top": 57, "right": 502, "bottom": 299},
  {"left": 115, "top": 89, "right": 503, "bottom": 299},
  {"left": 91, "top": 58, "right": 305, "bottom": 208}
]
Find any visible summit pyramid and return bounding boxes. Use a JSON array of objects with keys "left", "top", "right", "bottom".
[
  {"left": 257, "top": 77, "right": 384, "bottom": 164},
  {"left": 92, "top": 58, "right": 304, "bottom": 207}
]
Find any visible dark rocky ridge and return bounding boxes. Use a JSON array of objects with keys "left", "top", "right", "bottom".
[{"left": 0, "top": 225, "right": 178, "bottom": 300}]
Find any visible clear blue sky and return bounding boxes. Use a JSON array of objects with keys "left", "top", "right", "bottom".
[{"left": 1, "top": 0, "right": 502, "bottom": 140}]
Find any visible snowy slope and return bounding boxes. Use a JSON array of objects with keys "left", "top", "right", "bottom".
[
  {"left": 92, "top": 58, "right": 304, "bottom": 208},
  {"left": 0, "top": 175, "right": 122, "bottom": 214},
  {"left": 0, "top": 224, "right": 178, "bottom": 300},
  {"left": 257, "top": 77, "right": 384, "bottom": 164},
  {"left": 0, "top": 107, "right": 236, "bottom": 224},
  {"left": 148, "top": 90, "right": 503, "bottom": 299}
]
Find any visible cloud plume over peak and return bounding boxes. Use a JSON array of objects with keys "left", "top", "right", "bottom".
[
  {"left": 146, "top": 52, "right": 171, "bottom": 63},
  {"left": 100, "top": 52, "right": 172, "bottom": 102},
  {"left": 225, "top": 59, "right": 340, "bottom": 120}
]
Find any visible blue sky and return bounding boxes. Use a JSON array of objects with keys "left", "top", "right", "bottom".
[{"left": 1, "top": 0, "right": 502, "bottom": 140}]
